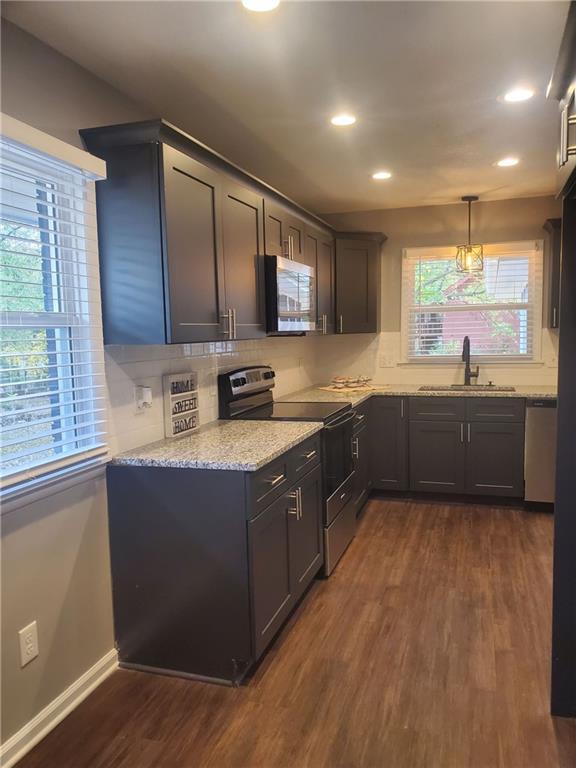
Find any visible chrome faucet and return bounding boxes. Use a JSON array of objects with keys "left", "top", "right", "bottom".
[{"left": 462, "top": 335, "right": 479, "bottom": 386}]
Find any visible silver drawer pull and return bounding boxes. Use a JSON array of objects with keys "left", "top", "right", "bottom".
[
  {"left": 268, "top": 474, "right": 285, "bottom": 487},
  {"left": 356, "top": 414, "right": 365, "bottom": 422},
  {"left": 304, "top": 450, "right": 317, "bottom": 459},
  {"left": 340, "top": 491, "right": 347, "bottom": 500}
]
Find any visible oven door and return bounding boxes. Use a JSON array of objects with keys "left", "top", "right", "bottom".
[
  {"left": 323, "top": 410, "right": 356, "bottom": 524},
  {"left": 265, "top": 255, "right": 316, "bottom": 332}
]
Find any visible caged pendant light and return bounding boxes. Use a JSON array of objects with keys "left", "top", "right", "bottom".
[{"left": 456, "top": 195, "right": 484, "bottom": 273}]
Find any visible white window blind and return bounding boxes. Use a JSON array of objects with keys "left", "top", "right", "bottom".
[
  {"left": 0, "top": 134, "right": 107, "bottom": 487},
  {"left": 402, "top": 242, "right": 543, "bottom": 361}
]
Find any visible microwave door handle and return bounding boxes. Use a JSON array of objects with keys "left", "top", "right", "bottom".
[{"left": 324, "top": 410, "right": 357, "bottom": 430}]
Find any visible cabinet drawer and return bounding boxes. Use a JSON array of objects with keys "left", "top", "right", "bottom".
[
  {"left": 251, "top": 455, "right": 291, "bottom": 517},
  {"left": 466, "top": 398, "right": 525, "bottom": 423},
  {"left": 353, "top": 400, "right": 370, "bottom": 434},
  {"left": 409, "top": 397, "right": 465, "bottom": 421},
  {"left": 290, "top": 433, "right": 322, "bottom": 480}
]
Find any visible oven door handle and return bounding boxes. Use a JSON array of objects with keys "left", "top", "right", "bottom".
[{"left": 324, "top": 410, "right": 357, "bottom": 430}]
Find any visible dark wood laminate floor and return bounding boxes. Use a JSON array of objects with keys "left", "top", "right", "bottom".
[{"left": 19, "top": 498, "right": 576, "bottom": 768}]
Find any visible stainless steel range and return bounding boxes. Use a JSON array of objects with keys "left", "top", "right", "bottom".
[{"left": 218, "top": 366, "right": 357, "bottom": 575}]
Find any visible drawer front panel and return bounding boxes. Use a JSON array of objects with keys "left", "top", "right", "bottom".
[
  {"left": 251, "top": 456, "right": 291, "bottom": 516},
  {"left": 353, "top": 400, "right": 370, "bottom": 434},
  {"left": 466, "top": 398, "right": 525, "bottom": 423},
  {"left": 290, "top": 433, "right": 322, "bottom": 480},
  {"left": 409, "top": 397, "right": 465, "bottom": 421}
]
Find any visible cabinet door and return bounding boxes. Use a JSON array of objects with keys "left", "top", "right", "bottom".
[
  {"left": 162, "top": 145, "right": 224, "bottom": 343},
  {"left": 465, "top": 422, "right": 525, "bottom": 497},
  {"left": 289, "top": 466, "right": 323, "bottom": 601},
  {"left": 287, "top": 216, "right": 305, "bottom": 262},
  {"left": 264, "top": 200, "right": 287, "bottom": 258},
  {"left": 544, "top": 218, "right": 562, "bottom": 329},
  {"left": 248, "top": 493, "right": 293, "bottom": 659},
  {"left": 335, "top": 238, "right": 379, "bottom": 333},
  {"left": 352, "top": 425, "right": 370, "bottom": 514},
  {"left": 305, "top": 228, "right": 335, "bottom": 334},
  {"left": 409, "top": 420, "right": 465, "bottom": 493},
  {"left": 371, "top": 397, "right": 408, "bottom": 490},
  {"left": 221, "top": 182, "right": 266, "bottom": 339}
]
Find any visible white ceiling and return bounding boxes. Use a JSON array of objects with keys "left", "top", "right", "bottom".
[{"left": 2, "top": 1, "right": 569, "bottom": 214}]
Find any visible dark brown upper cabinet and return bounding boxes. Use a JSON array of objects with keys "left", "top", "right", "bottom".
[
  {"left": 81, "top": 119, "right": 378, "bottom": 344},
  {"left": 305, "top": 225, "right": 335, "bottom": 334},
  {"left": 264, "top": 200, "right": 306, "bottom": 262},
  {"left": 221, "top": 181, "right": 266, "bottom": 340},
  {"left": 335, "top": 234, "right": 383, "bottom": 334},
  {"left": 548, "top": 1, "right": 576, "bottom": 197},
  {"left": 162, "top": 145, "right": 225, "bottom": 343},
  {"left": 544, "top": 218, "right": 562, "bottom": 329}
]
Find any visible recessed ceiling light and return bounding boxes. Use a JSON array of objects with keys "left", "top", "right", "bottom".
[
  {"left": 503, "top": 87, "right": 534, "bottom": 103},
  {"left": 372, "top": 170, "right": 392, "bottom": 180},
  {"left": 241, "top": 0, "right": 280, "bottom": 11},
  {"left": 330, "top": 114, "right": 356, "bottom": 126},
  {"left": 496, "top": 156, "right": 519, "bottom": 167}
]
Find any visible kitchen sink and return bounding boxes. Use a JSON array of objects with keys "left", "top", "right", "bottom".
[{"left": 418, "top": 385, "right": 516, "bottom": 392}]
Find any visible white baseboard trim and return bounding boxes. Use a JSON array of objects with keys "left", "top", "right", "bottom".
[{"left": 1, "top": 648, "right": 118, "bottom": 768}]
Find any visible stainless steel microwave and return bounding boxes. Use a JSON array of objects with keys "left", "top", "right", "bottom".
[{"left": 264, "top": 255, "right": 316, "bottom": 333}]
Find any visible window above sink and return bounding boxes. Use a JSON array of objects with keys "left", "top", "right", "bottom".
[{"left": 402, "top": 241, "right": 543, "bottom": 363}]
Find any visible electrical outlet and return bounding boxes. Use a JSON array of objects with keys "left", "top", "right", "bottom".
[{"left": 18, "top": 621, "right": 39, "bottom": 667}]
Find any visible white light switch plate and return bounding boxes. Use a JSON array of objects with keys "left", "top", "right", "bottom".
[{"left": 18, "top": 621, "right": 39, "bottom": 667}]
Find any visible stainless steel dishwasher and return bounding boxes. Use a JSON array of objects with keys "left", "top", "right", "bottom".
[{"left": 524, "top": 398, "right": 558, "bottom": 504}]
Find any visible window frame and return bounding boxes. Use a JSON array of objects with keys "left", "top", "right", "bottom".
[
  {"left": 400, "top": 241, "right": 544, "bottom": 365},
  {"left": 0, "top": 116, "right": 107, "bottom": 491}
]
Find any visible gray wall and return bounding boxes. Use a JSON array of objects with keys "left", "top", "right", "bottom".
[
  {"left": 2, "top": 474, "right": 114, "bottom": 740},
  {"left": 0, "top": 20, "right": 150, "bottom": 744},
  {"left": 1, "top": 20, "right": 149, "bottom": 147},
  {"left": 324, "top": 195, "right": 562, "bottom": 331}
]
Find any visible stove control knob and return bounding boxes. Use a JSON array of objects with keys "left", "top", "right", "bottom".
[{"left": 263, "top": 371, "right": 275, "bottom": 380}]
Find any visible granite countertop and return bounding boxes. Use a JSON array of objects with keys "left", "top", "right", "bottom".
[
  {"left": 280, "top": 384, "right": 558, "bottom": 408},
  {"left": 112, "top": 419, "right": 322, "bottom": 472}
]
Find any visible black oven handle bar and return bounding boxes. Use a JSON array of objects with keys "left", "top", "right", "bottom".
[{"left": 324, "top": 410, "right": 357, "bottom": 430}]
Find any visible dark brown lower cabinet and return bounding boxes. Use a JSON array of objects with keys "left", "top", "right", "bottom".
[
  {"left": 465, "top": 422, "right": 525, "bottom": 497},
  {"left": 409, "top": 420, "right": 466, "bottom": 494},
  {"left": 351, "top": 423, "right": 370, "bottom": 515},
  {"left": 249, "top": 464, "right": 323, "bottom": 659},
  {"left": 370, "top": 397, "right": 408, "bottom": 490},
  {"left": 107, "top": 438, "right": 323, "bottom": 686},
  {"left": 408, "top": 401, "right": 525, "bottom": 497},
  {"left": 289, "top": 466, "right": 324, "bottom": 599},
  {"left": 249, "top": 492, "right": 293, "bottom": 659}
]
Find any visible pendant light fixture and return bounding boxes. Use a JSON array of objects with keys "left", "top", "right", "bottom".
[{"left": 456, "top": 195, "right": 484, "bottom": 273}]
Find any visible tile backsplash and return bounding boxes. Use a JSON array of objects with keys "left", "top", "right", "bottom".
[{"left": 105, "top": 330, "right": 558, "bottom": 456}]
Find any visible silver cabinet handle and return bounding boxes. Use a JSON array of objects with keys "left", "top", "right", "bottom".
[
  {"left": 338, "top": 315, "right": 343, "bottom": 333},
  {"left": 340, "top": 491, "right": 347, "bottom": 500},
  {"left": 220, "top": 309, "right": 233, "bottom": 339},
  {"left": 460, "top": 423, "right": 464, "bottom": 443},
  {"left": 322, "top": 314, "right": 327, "bottom": 334},
  {"left": 467, "top": 423, "right": 471, "bottom": 443},
  {"left": 356, "top": 414, "right": 365, "bottom": 423},
  {"left": 231, "top": 308, "right": 237, "bottom": 340},
  {"left": 304, "top": 450, "right": 317, "bottom": 460},
  {"left": 553, "top": 307, "right": 558, "bottom": 326},
  {"left": 400, "top": 399, "right": 405, "bottom": 419},
  {"left": 352, "top": 437, "right": 359, "bottom": 459},
  {"left": 283, "top": 239, "right": 290, "bottom": 259},
  {"left": 268, "top": 474, "right": 285, "bottom": 487},
  {"left": 289, "top": 488, "right": 302, "bottom": 519}
]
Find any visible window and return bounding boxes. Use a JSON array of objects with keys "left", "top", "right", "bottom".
[
  {"left": 0, "top": 131, "right": 107, "bottom": 487},
  {"left": 401, "top": 242, "right": 543, "bottom": 362}
]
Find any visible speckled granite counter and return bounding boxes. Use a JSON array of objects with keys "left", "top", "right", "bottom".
[
  {"left": 112, "top": 419, "right": 322, "bottom": 471},
  {"left": 280, "top": 385, "right": 558, "bottom": 408}
]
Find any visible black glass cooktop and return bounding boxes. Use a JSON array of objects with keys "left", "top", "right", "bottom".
[{"left": 239, "top": 400, "right": 351, "bottom": 424}]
